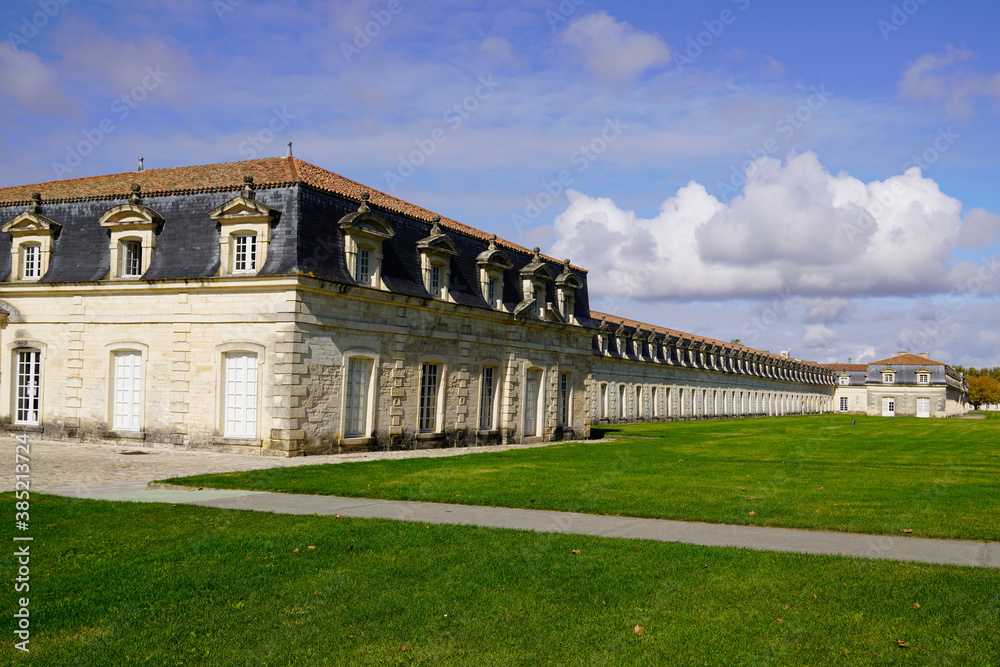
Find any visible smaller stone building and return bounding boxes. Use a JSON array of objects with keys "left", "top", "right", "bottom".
[{"left": 825, "top": 352, "right": 967, "bottom": 418}]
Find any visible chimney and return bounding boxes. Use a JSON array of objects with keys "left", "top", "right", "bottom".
[
  {"left": 897, "top": 350, "right": 907, "bottom": 356},
  {"left": 920, "top": 352, "right": 929, "bottom": 359}
]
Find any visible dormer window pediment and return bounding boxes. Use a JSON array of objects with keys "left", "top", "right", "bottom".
[
  {"left": 519, "top": 247, "right": 555, "bottom": 281},
  {"left": 339, "top": 193, "right": 395, "bottom": 241},
  {"left": 3, "top": 193, "right": 61, "bottom": 282},
  {"left": 417, "top": 216, "right": 459, "bottom": 301},
  {"left": 211, "top": 177, "right": 279, "bottom": 277},
  {"left": 100, "top": 184, "right": 162, "bottom": 280},
  {"left": 339, "top": 193, "right": 394, "bottom": 289}
]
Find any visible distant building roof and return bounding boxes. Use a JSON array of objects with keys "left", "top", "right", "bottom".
[
  {"left": 871, "top": 353, "right": 945, "bottom": 366},
  {"left": 820, "top": 364, "right": 868, "bottom": 372}
]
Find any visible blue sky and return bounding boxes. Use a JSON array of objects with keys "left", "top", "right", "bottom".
[{"left": 2, "top": 0, "right": 999, "bottom": 367}]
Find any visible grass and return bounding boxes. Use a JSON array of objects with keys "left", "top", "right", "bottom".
[
  {"left": 4, "top": 494, "right": 1000, "bottom": 666},
  {"left": 164, "top": 414, "right": 1000, "bottom": 541}
]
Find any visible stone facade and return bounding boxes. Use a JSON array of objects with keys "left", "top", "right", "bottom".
[
  {"left": 0, "top": 157, "right": 962, "bottom": 457},
  {"left": 825, "top": 353, "right": 967, "bottom": 418}
]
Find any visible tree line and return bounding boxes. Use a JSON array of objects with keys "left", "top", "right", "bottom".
[{"left": 954, "top": 366, "right": 1000, "bottom": 409}]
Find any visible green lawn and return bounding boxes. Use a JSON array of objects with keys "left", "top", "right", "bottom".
[
  {"left": 165, "top": 414, "right": 1000, "bottom": 541},
  {"left": 4, "top": 494, "right": 999, "bottom": 666}
]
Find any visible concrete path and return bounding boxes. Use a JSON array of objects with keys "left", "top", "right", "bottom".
[
  {"left": 8, "top": 436, "right": 999, "bottom": 569},
  {"left": 71, "top": 484, "right": 1000, "bottom": 570}
]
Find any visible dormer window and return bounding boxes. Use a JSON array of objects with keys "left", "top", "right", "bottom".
[
  {"left": 337, "top": 192, "right": 395, "bottom": 289},
  {"left": 430, "top": 264, "right": 442, "bottom": 297},
  {"left": 356, "top": 247, "right": 372, "bottom": 285},
  {"left": 883, "top": 371, "right": 895, "bottom": 384},
  {"left": 516, "top": 247, "right": 554, "bottom": 321},
  {"left": 99, "top": 184, "right": 163, "bottom": 280},
  {"left": 121, "top": 239, "right": 143, "bottom": 277},
  {"left": 487, "top": 277, "right": 499, "bottom": 307},
  {"left": 477, "top": 234, "right": 513, "bottom": 310},
  {"left": 918, "top": 371, "right": 930, "bottom": 384},
  {"left": 416, "top": 215, "right": 459, "bottom": 301},
  {"left": 21, "top": 244, "right": 40, "bottom": 279},
  {"left": 555, "top": 258, "right": 584, "bottom": 325},
  {"left": 232, "top": 233, "right": 257, "bottom": 273},
  {"left": 210, "top": 176, "right": 278, "bottom": 277},
  {"left": 2, "top": 192, "right": 61, "bottom": 282},
  {"left": 839, "top": 375, "right": 850, "bottom": 386}
]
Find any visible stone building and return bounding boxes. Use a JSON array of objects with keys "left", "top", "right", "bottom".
[
  {"left": 823, "top": 353, "right": 967, "bottom": 418},
  {"left": 0, "top": 154, "right": 936, "bottom": 457}
]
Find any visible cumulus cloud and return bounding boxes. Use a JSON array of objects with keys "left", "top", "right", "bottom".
[
  {"left": 548, "top": 151, "right": 993, "bottom": 300},
  {"left": 959, "top": 208, "right": 1000, "bottom": 249},
  {"left": 0, "top": 42, "right": 76, "bottom": 113},
  {"left": 803, "top": 324, "right": 836, "bottom": 348},
  {"left": 559, "top": 12, "right": 670, "bottom": 84},
  {"left": 899, "top": 46, "right": 1000, "bottom": 116}
]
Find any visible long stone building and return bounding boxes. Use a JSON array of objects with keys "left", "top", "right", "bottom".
[{"left": 0, "top": 155, "right": 956, "bottom": 456}]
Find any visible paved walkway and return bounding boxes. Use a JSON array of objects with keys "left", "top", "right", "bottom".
[{"left": 6, "top": 436, "right": 999, "bottom": 569}]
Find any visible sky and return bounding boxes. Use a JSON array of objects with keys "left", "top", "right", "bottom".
[{"left": 2, "top": 0, "right": 999, "bottom": 368}]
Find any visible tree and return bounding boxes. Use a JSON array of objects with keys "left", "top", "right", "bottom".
[
  {"left": 967, "top": 375, "right": 1000, "bottom": 410},
  {"left": 730, "top": 338, "right": 743, "bottom": 346}
]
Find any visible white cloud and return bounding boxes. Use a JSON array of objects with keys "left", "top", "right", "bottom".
[
  {"left": 0, "top": 42, "right": 76, "bottom": 113},
  {"left": 548, "top": 151, "right": 991, "bottom": 300},
  {"left": 899, "top": 46, "right": 1000, "bottom": 117},
  {"left": 803, "top": 324, "right": 836, "bottom": 348},
  {"left": 959, "top": 208, "right": 1000, "bottom": 249},
  {"left": 558, "top": 11, "right": 670, "bottom": 84}
]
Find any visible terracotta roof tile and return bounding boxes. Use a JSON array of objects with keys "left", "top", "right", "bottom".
[
  {"left": 0, "top": 157, "right": 583, "bottom": 271},
  {"left": 820, "top": 364, "right": 868, "bottom": 372},
  {"left": 871, "top": 353, "right": 944, "bottom": 366}
]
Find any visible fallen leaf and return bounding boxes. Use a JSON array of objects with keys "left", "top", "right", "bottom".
[
  {"left": 400, "top": 645, "right": 410, "bottom": 652},
  {"left": 572, "top": 549, "right": 581, "bottom": 555},
  {"left": 315, "top": 590, "right": 321, "bottom": 595},
  {"left": 913, "top": 603, "right": 920, "bottom": 609},
  {"left": 293, "top": 548, "right": 299, "bottom": 553},
  {"left": 784, "top": 604, "right": 789, "bottom": 610},
  {"left": 633, "top": 625, "right": 644, "bottom": 635},
  {"left": 815, "top": 509, "right": 821, "bottom": 513},
  {"left": 308, "top": 545, "right": 316, "bottom": 550},
  {"left": 602, "top": 600, "right": 606, "bottom": 605},
  {"left": 902, "top": 529, "right": 913, "bottom": 534},
  {"left": 334, "top": 514, "right": 344, "bottom": 519},
  {"left": 843, "top": 650, "right": 851, "bottom": 656},
  {"left": 749, "top": 511, "right": 756, "bottom": 515},
  {"left": 775, "top": 618, "right": 783, "bottom": 623},
  {"left": 813, "top": 593, "right": 817, "bottom": 599},
  {"left": 678, "top": 459, "right": 684, "bottom": 462},
  {"left": 702, "top": 564, "right": 709, "bottom": 569},
  {"left": 895, "top": 639, "right": 909, "bottom": 648}
]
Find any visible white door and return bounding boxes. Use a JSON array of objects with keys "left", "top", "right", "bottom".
[
  {"left": 524, "top": 369, "right": 541, "bottom": 436},
  {"left": 225, "top": 352, "right": 259, "bottom": 437},
  {"left": 917, "top": 398, "right": 930, "bottom": 418},
  {"left": 113, "top": 351, "right": 142, "bottom": 431},
  {"left": 882, "top": 397, "right": 895, "bottom": 417},
  {"left": 15, "top": 350, "right": 41, "bottom": 425}
]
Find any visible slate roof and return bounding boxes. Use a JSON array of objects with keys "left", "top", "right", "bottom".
[
  {"left": 0, "top": 156, "right": 582, "bottom": 271},
  {"left": 0, "top": 157, "right": 591, "bottom": 319}
]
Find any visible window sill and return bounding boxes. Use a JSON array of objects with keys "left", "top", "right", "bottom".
[
  {"left": 10, "top": 424, "right": 43, "bottom": 434},
  {"left": 416, "top": 432, "right": 444, "bottom": 441},
  {"left": 102, "top": 430, "right": 146, "bottom": 440},
  {"left": 476, "top": 429, "right": 500, "bottom": 437},
  {"left": 213, "top": 437, "right": 263, "bottom": 447},
  {"left": 342, "top": 436, "right": 376, "bottom": 447}
]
